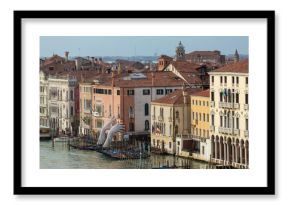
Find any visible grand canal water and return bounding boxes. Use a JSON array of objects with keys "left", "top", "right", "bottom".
[{"left": 40, "top": 140, "right": 211, "bottom": 169}]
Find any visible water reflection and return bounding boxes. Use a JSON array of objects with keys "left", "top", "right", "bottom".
[{"left": 40, "top": 140, "right": 211, "bottom": 169}]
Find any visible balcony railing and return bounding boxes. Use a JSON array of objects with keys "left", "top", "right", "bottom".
[
  {"left": 234, "top": 129, "right": 240, "bottom": 135},
  {"left": 244, "top": 104, "right": 249, "bottom": 110},
  {"left": 158, "top": 116, "right": 164, "bottom": 121},
  {"left": 218, "top": 102, "right": 240, "bottom": 109},
  {"left": 218, "top": 127, "right": 240, "bottom": 135},
  {"left": 210, "top": 125, "right": 215, "bottom": 132},
  {"left": 244, "top": 130, "right": 249, "bottom": 137},
  {"left": 210, "top": 101, "right": 215, "bottom": 107}
]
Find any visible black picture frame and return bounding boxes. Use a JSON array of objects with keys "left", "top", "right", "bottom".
[{"left": 14, "top": 10, "right": 275, "bottom": 195}]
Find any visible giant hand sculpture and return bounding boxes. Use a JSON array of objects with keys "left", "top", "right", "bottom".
[
  {"left": 97, "top": 117, "right": 115, "bottom": 145},
  {"left": 102, "top": 124, "right": 125, "bottom": 148}
]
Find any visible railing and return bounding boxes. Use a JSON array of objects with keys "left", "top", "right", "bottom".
[
  {"left": 234, "top": 129, "right": 240, "bottom": 135},
  {"left": 158, "top": 116, "right": 163, "bottom": 121},
  {"left": 234, "top": 103, "right": 240, "bottom": 109},
  {"left": 244, "top": 130, "right": 249, "bottom": 137},
  {"left": 218, "top": 127, "right": 233, "bottom": 134},
  {"left": 218, "top": 102, "right": 240, "bottom": 109},
  {"left": 210, "top": 125, "right": 215, "bottom": 132},
  {"left": 210, "top": 101, "right": 215, "bottom": 107},
  {"left": 244, "top": 104, "right": 249, "bottom": 110}
]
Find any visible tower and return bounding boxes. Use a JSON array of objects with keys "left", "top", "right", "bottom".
[
  {"left": 234, "top": 49, "right": 240, "bottom": 63},
  {"left": 175, "top": 41, "right": 185, "bottom": 61},
  {"left": 64, "top": 51, "right": 69, "bottom": 62}
]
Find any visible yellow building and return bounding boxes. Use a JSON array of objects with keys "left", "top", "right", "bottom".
[
  {"left": 190, "top": 90, "right": 211, "bottom": 162},
  {"left": 79, "top": 81, "right": 93, "bottom": 135}
]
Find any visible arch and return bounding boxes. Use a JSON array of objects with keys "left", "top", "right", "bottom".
[
  {"left": 175, "top": 125, "right": 178, "bottom": 135},
  {"left": 211, "top": 135, "right": 215, "bottom": 159},
  {"left": 227, "top": 137, "right": 232, "bottom": 163},
  {"left": 240, "top": 139, "right": 245, "bottom": 164},
  {"left": 175, "top": 111, "right": 179, "bottom": 119},
  {"left": 215, "top": 135, "right": 220, "bottom": 159},
  {"left": 220, "top": 136, "right": 224, "bottom": 160}
]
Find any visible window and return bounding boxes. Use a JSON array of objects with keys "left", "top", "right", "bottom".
[
  {"left": 206, "top": 102, "right": 209, "bottom": 106},
  {"left": 165, "top": 89, "right": 173, "bottom": 94},
  {"left": 236, "top": 118, "right": 240, "bottom": 129},
  {"left": 199, "top": 113, "right": 201, "bottom": 121},
  {"left": 70, "top": 106, "right": 73, "bottom": 116},
  {"left": 169, "top": 142, "right": 172, "bottom": 149},
  {"left": 127, "top": 89, "right": 134, "bottom": 96},
  {"left": 211, "top": 76, "right": 214, "bottom": 84},
  {"left": 108, "top": 89, "right": 112, "bottom": 95},
  {"left": 117, "top": 90, "right": 120, "bottom": 95},
  {"left": 129, "top": 106, "right": 134, "bottom": 115},
  {"left": 220, "top": 92, "right": 223, "bottom": 102},
  {"left": 224, "top": 76, "right": 227, "bottom": 84},
  {"left": 202, "top": 146, "right": 205, "bottom": 155},
  {"left": 246, "top": 77, "right": 248, "bottom": 85},
  {"left": 129, "top": 122, "right": 134, "bottom": 131},
  {"left": 203, "top": 113, "right": 205, "bottom": 121},
  {"left": 236, "top": 77, "right": 239, "bottom": 84},
  {"left": 199, "top": 101, "right": 201, "bottom": 106},
  {"left": 192, "top": 100, "right": 195, "bottom": 105},
  {"left": 207, "top": 114, "right": 209, "bottom": 122},
  {"left": 246, "top": 119, "right": 248, "bottom": 130},
  {"left": 144, "top": 103, "right": 149, "bottom": 116},
  {"left": 176, "top": 111, "right": 179, "bottom": 119},
  {"left": 220, "top": 76, "right": 223, "bottom": 84},
  {"left": 143, "top": 89, "right": 150, "bottom": 95},
  {"left": 145, "top": 120, "right": 149, "bottom": 131},
  {"left": 245, "top": 94, "right": 248, "bottom": 104},
  {"left": 211, "top": 114, "right": 215, "bottom": 126},
  {"left": 97, "top": 120, "right": 103, "bottom": 128},
  {"left": 156, "top": 89, "right": 164, "bottom": 95},
  {"left": 232, "top": 76, "right": 235, "bottom": 84},
  {"left": 70, "top": 90, "right": 74, "bottom": 100},
  {"left": 236, "top": 93, "right": 239, "bottom": 103},
  {"left": 192, "top": 112, "right": 195, "bottom": 120},
  {"left": 203, "top": 101, "right": 205, "bottom": 106},
  {"left": 211, "top": 92, "right": 214, "bottom": 102}
]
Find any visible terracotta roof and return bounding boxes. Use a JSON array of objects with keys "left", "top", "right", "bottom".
[
  {"left": 210, "top": 59, "right": 248, "bottom": 73},
  {"left": 191, "top": 89, "right": 210, "bottom": 97},
  {"left": 158, "top": 55, "right": 173, "bottom": 60},
  {"left": 152, "top": 88, "right": 202, "bottom": 105},
  {"left": 170, "top": 61, "right": 201, "bottom": 73},
  {"left": 186, "top": 50, "right": 221, "bottom": 57}
]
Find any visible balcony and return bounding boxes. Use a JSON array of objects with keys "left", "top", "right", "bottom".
[
  {"left": 210, "top": 125, "right": 215, "bottom": 132},
  {"left": 218, "top": 102, "right": 240, "bottom": 109},
  {"left": 234, "top": 103, "right": 240, "bottom": 109},
  {"left": 244, "top": 130, "right": 249, "bottom": 138},
  {"left": 158, "top": 116, "right": 164, "bottom": 121},
  {"left": 244, "top": 104, "right": 249, "bottom": 110},
  {"left": 234, "top": 129, "right": 240, "bottom": 135},
  {"left": 218, "top": 127, "right": 233, "bottom": 134},
  {"left": 210, "top": 101, "right": 215, "bottom": 107},
  {"left": 168, "top": 117, "right": 172, "bottom": 122}
]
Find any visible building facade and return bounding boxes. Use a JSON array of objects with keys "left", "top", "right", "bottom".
[
  {"left": 79, "top": 82, "right": 93, "bottom": 135},
  {"left": 208, "top": 60, "right": 249, "bottom": 168},
  {"left": 40, "top": 71, "right": 49, "bottom": 127}
]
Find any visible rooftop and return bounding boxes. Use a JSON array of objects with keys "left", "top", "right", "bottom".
[{"left": 210, "top": 59, "right": 248, "bottom": 73}]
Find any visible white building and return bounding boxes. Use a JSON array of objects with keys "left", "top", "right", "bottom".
[
  {"left": 40, "top": 71, "right": 49, "bottom": 127},
  {"left": 208, "top": 60, "right": 249, "bottom": 168},
  {"left": 48, "top": 75, "right": 77, "bottom": 135}
]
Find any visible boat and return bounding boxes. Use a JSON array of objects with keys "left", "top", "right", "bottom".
[{"left": 53, "top": 136, "right": 70, "bottom": 142}]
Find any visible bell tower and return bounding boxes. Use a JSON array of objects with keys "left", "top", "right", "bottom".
[{"left": 175, "top": 41, "right": 185, "bottom": 61}]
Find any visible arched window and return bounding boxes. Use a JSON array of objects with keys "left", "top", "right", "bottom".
[
  {"left": 176, "top": 111, "right": 179, "bottom": 119},
  {"left": 145, "top": 120, "right": 149, "bottom": 131},
  {"left": 175, "top": 125, "right": 178, "bottom": 135},
  {"left": 144, "top": 103, "right": 149, "bottom": 116}
]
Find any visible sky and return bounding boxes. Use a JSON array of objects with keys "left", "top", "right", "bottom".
[{"left": 40, "top": 36, "right": 248, "bottom": 58}]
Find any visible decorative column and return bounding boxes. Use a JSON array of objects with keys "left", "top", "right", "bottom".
[
  {"left": 232, "top": 143, "right": 235, "bottom": 163},
  {"left": 235, "top": 144, "right": 239, "bottom": 163},
  {"left": 215, "top": 138, "right": 218, "bottom": 159},
  {"left": 224, "top": 142, "right": 227, "bottom": 164},
  {"left": 240, "top": 143, "right": 243, "bottom": 164},
  {"left": 227, "top": 142, "right": 230, "bottom": 163}
]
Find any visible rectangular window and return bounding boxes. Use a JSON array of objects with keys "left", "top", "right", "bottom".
[
  {"left": 220, "top": 116, "right": 223, "bottom": 127},
  {"left": 203, "top": 101, "right": 205, "bottom": 106},
  {"left": 108, "top": 89, "right": 112, "bottom": 95},
  {"left": 156, "top": 89, "right": 164, "bottom": 95},
  {"left": 127, "top": 89, "right": 134, "bottom": 96},
  {"left": 236, "top": 118, "right": 240, "bottom": 129},
  {"left": 70, "top": 106, "right": 73, "bottom": 116},
  {"left": 220, "top": 76, "right": 223, "bottom": 84},
  {"left": 211, "top": 115, "right": 214, "bottom": 126},
  {"left": 224, "top": 76, "right": 227, "bottom": 84},
  {"left": 232, "top": 76, "right": 235, "bottom": 84},
  {"left": 203, "top": 113, "right": 205, "bottom": 121},
  {"left": 165, "top": 89, "right": 173, "bottom": 94},
  {"left": 246, "top": 119, "right": 248, "bottom": 130},
  {"left": 117, "top": 90, "right": 120, "bottom": 95},
  {"left": 245, "top": 94, "right": 248, "bottom": 104},
  {"left": 236, "top": 77, "right": 239, "bottom": 84},
  {"left": 207, "top": 114, "right": 209, "bottom": 122},
  {"left": 143, "top": 89, "right": 150, "bottom": 95},
  {"left": 192, "top": 112, "right": 194, "bottom": 120},
  {"left": 220, "top": 92, "right": 223, "bottom": 102},
  {"left": 192, "top": 100, "right": 194, "bottom": 105},
  {"left": 169, "top": 142, "right": 172, "bottom": 149},
  {"left": 199, "top": 113, "right": 201, "bottom": 121},
  {"left": 211, "top": 92, "right": 214, "bottom": 101},
  {"left": 246, "top": 77, "right": 248, "bottom": 84},
  {"left": 202, "top": 146, "right": 205, "bottom": 155},
  {"left": 236, "top": 93, "right": 239, "bottom": 103},
  {"left": 211, "top": 76, "right": 214, "bottom": 84}
]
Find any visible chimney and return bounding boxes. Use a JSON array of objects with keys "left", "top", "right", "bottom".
[
  {"left": 182, "top": 84, "right": 188, "bottom": 104},
  {"left": 151, "top": 72, "right": 155, "bottom": 87},
  {"left": 64, "top": 51, "right": 69, "bottom": 62},
  {"left": 112, "top": 71, "right": 116, "bottom": 87}
]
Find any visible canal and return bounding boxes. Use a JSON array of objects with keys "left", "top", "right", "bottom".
[{"left": 40, "top": 140, "right": 211, "bottom": 169}]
